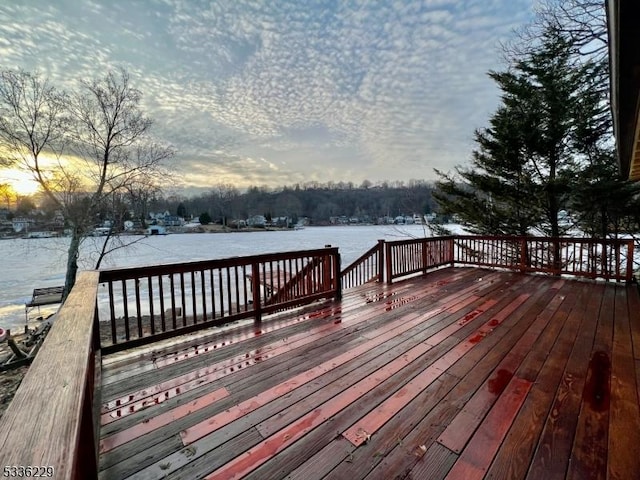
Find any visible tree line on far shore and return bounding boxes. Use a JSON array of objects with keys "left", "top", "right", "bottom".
[{"left": 154, "top": 180, "right": 438, "bottom": 227}]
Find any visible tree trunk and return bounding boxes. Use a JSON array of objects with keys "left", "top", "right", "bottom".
[
  {"left": 548, "top": 184, "right": 561, "bottom": 274},
  {"left": 64, "top": 231, "right": 81, "bottom": 301}
]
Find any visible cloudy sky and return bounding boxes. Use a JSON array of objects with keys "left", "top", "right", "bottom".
[{"left": 1, "top": 0, "right": 535, "bottom": 194}]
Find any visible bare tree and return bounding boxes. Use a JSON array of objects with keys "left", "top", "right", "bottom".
[
  {"left": 0, "top": 69, "right": 67, "bottom": 176},
  {"left": 0, "top": 68, "right": 174, "bottom": 296},
  {"left": 505, "top": 0, "right": 608, "bottom": 82},
  {"left": 0, "top": 183, "right": 17, "bottom": 210}
]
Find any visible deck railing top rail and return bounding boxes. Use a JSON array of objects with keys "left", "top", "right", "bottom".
[
  {"left": 98, "top": 246, "right": 337, "bottom": 282},
  {"left": 98, "top": 246, "right": 340, "bottom": 353},
  {"left": 453, "top": 235, "right": 634, "bottom": 283},
  {"left": 0, "top": 271, "right": 101, "bottom": 479},
  {"left": 341, "top": 235, "right": 635, "bottom": 287}
]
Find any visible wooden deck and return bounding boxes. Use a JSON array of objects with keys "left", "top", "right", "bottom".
[{"left": 97, "top": 267, "right": 640, "bottom": 480}]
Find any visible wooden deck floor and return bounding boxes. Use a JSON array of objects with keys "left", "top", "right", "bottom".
[{"left": 97, "top": 267, "right": 640, "bottom": 480}]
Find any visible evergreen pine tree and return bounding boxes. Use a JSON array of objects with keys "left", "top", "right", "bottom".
[{"left": 435, "top": 28, "right": 609, "bottom": 241}]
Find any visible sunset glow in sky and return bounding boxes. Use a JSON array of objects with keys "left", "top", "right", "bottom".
[{"left": 1, "top": 1, "right": 535, "bottom": 194}]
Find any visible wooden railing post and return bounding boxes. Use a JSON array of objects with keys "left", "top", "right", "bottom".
[
  {"left": 552, "top": 237, "right": 560, "bottom": 276},
  {"left": 601, "top": 239, "right": 608, "bottom": 279},
  {"left": 421, "top": 239, "right": 428, "bottom": 275},
  {"left": 334, "top": 250, "right": 342, "bottom": 300},
  {"left": 519, "top": 237, "right": 528, "bottom": 273},
  {"left": 449, "top": 237, "right": 455, "bottom": 265},
  {"left": 251, "top": 261, "right": 262, "bottom": 324},
  {"left": 323, "top": 246, "right": 332, "bottom": 293},
  {"left": 377, "top": 239, "right": 385, "bottom": 283}
]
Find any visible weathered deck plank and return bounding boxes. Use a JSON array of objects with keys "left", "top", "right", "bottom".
[
  {"left": 566, "top": 283, "right": 615, "bottom": 480},
  {"left": 356, "top": 277, "right": 568, "bottom": 480},
  {"left": 100, "top": 268, "right": 491, "bottom": 476},
  {"left": 607, "top": 286, "right": 640, "bottom": 480},
  {"left": 96, "top": 268, "right": 640, "bottom": 480}
]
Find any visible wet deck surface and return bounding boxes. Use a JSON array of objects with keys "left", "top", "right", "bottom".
[{"left": 97, "top": 267, "right": 640, "bottom": 480}]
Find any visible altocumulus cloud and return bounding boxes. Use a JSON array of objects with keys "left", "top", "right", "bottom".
[{"left": 0, "top": 0, "right": 534, "bottom": 193}]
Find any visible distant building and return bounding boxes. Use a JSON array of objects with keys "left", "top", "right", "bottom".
[
  {"left": 163, "top": 215, "right": 184, "bottom": 227},
  {"left": 52, "top": 211, "right": 65, "bottom": 227},
  {"left": 12, "top": 217, "right": 35, "bottom": 233},
  {"left": 146, "top": 225, "right": 167, "bottom": 235},
  {"left": 271, "top": 216, "right": 290, "bottom": 227},
  {"left": 247, "top": 215, "right": 267, "bottom": 227}
]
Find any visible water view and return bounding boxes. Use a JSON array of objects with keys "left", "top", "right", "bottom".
[{"left": 0, "top": 224, "right": 434, "bottom": 332}]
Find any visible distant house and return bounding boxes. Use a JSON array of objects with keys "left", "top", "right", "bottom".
[
  {"left": 228, "top": 219, "right": 246, "bottom": 228},
  {"left": 329, "top": 216, "right": 349, "bottom": 225},
  {"left": 271, "top": 216, "right": 290, "bottom": 228},
  {"left": 52, "top": 211, "right": 65, "bottom": 227},
  {"left": 146, "top": 225, "right": 167, "bottom": 235},
  {"left": 247, "top": 215, "right": 267, "bottom": 227},
  {"left": 12, "top": 217, "right": 34, "bottom": 233},
  {"left": 164, "top": 215, "right": 184, "bottom": 227}
]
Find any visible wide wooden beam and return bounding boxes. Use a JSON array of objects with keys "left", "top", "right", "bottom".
[{"left": 0, "top": 271, "right": 100, "bottom": 480}]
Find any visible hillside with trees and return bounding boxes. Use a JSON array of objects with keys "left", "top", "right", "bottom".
[{"left": 148, "top": 180, "right": 438, "bottom": 226}]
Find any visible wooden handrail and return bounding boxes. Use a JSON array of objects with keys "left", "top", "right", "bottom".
[
  {"left": 354, "top": 235, "right": 634, "bottom": 285},
  {"left": 453, "top": 235, "right": 634, "bottom": 282},
  {"left": 340, "top": 240, "right": 384, "bottom": 289},
  {"left": 0, "top": 271, "right": 100, "bottom": 480},
  {"left": 99, "top": 247, "right": 341, "bottom": 352},
  {"left": 385, "top": 237, "right": 455, "bottom": 283}
]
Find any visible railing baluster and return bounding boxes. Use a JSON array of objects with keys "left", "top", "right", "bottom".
[
  {"left": 225, "top": 266, "right": 233, "bottom": 314},
  {"left": 242, "top": 265, "right": 248, "bottom": 312},
  {"left": 210, "top": 269, "right": 216, "bottom": 320},
  {"left": 108, "top": 281, "right": 116, "bottom": 345},
  {"left": 200, "top": 270, "right": 207, "bottom": 321},
  {"left": 626, "top": 241, "right": 634, "bottom": 282},
  {"left": 121, "top": 280, "right": 130, "bottom": 341},
  {"left": 234, "top": 265, "right": 240, "bottom": 314},
  {"left": 252, "top": 261, "right": 262, "bottom": 324},
  {"left": 135, "top": 278, "right": 142, "bottom": 338},
  {"left": 148, "top": 277, "right": 155, "bottom": 335},
  {"left": 170, "top": 274, "right": 177, "bottom": 330},
  {"left": 191, "top": 271, "right": 197, "bottom": 324},
  {"left": 179, "top": 273, "right": 186, "bottom": 327},
  {"left": 158, "top": 275, "right": 166, "bottom": 332},
  {"left": 218, "top": 269, "right": 224, "bottom": 318}
]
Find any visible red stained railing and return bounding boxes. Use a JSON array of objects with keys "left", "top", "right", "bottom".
[
  {"left": 453, "top": 236, "right": 634, "bottom": 282},
  {"left": 98, "top": 247, "right": 340, "bottom": 353},
  {"left": 385, "top": 237, "right": 455, "bottom": 283},
  {"left": 341, "top": 235, "right": 634, "bottom": 286},
  {"left": 340, "top": 240, "right": 385, "bottom": 289}
]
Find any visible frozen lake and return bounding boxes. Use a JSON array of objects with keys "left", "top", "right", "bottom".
[{"left": 0, "top": 224, "right": 437, "bottom": 332}]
